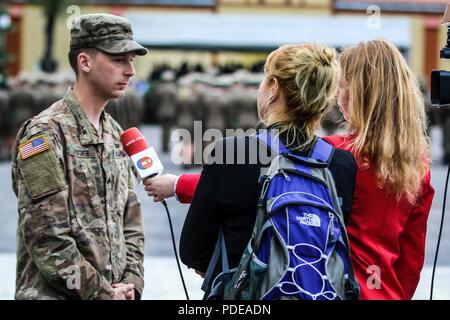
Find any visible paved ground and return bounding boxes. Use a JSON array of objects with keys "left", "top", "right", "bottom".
[
  {"left": 0, "top": 253, "right": 448, "bottom": 300},
  {"left": 0, "top": 125, "right": 449, "bottom": 299}
]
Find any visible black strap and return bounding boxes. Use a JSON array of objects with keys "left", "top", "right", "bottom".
[{"left": 201, "top": 230, "right": 229, "bottom": 293}]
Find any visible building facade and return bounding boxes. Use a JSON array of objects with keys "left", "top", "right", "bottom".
[{"left": 4, "top": 0, "right": 450, "bottom": 83}]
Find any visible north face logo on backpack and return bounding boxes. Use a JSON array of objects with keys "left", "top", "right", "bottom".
[{"left": 296, "top": 213, "right": 321, "bottom": 227}]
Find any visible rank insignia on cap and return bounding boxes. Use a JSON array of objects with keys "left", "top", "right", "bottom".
[{"left": 19, "top": 135, "right": 49, "bottom": 160}]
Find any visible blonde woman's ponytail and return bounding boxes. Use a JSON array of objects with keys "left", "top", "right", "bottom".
[{"left": 264, "top": 44, "right": 339, "bottom": 150}]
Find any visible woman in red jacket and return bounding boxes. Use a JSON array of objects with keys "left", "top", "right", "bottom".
[
  {"left": 145, "top": 39, "right": 435, "bottom": 300},
  {"left": 323, "top": 39, "right": 434, "bottom": 299}
]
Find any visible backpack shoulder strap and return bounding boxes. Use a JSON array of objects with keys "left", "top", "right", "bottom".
[
  {"left": 253, "top": 130, "right": 288, "bottom": 155},
  {"left": 310, "top": 138, "right": 335, "bottom": 165},
  {"left": 254, "top": 130, "right": 335, "bottom": 167},
  {"left": 201, "top": 230, "right": 229, "bottom": 294}
]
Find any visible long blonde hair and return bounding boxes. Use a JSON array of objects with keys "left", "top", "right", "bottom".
[
  {"left": 340, "top": 39, "right": 430, "bottom": 204},
  {"left": 263, "top": 44, "right": 339, "bottom": 150}
]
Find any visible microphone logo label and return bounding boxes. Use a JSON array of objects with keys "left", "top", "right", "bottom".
[{"left": 137, "top": 156, "right": 153, "bottom": 170}]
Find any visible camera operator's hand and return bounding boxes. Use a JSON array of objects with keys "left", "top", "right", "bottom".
[{"left": 144, "top": 174, "right": 178, "bottom": 202}]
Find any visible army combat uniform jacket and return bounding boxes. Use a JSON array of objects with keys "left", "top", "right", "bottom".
[{"left": 11, "top": 90, "right": 144, "bottom": 300}]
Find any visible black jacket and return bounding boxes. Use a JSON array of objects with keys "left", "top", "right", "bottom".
[{"left": 180, "top": 134, "right": 356, "bottom": 275}]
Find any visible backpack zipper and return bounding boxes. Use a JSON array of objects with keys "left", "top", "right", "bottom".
[
  {"left": 234, "top": 271, "right": 248, "bottom": 289},
  {"left": 329, "top": 212, "right": 336, "bottom": 242},
  {"left": 279, "top": 170, "right": 291, "bottom": 181},
  {"left": 258, "top": 169, "right": 288, "bottom": 206},
  {"left": 258, "top": 175, "right": 274, "bottom": 206}
]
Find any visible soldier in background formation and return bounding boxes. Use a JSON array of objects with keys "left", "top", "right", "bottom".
[
  {"left": 0, "top": 86, "right": 9, "bottom": 160},
  {"left": 106, "top": 85, "right": 144, "bottom": 131},
  {"left": 143, "top": 64, "right": 264, "bottom": 165}
]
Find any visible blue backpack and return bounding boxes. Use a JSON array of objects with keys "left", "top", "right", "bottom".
[{"left": 203, "top": 131, "right": 359, "bottom": 300}]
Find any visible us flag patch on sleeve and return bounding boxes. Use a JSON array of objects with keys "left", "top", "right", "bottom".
[{"left": 19, "top": 135, "right": 49, "bottom": 160}]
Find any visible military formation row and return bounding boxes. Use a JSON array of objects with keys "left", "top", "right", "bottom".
[{"left": 0, "top": 70, "right": 347, "bottom": 160}]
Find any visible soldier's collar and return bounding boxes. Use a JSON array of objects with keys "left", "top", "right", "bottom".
[{"left": 64, "top": 88, "right": 109, "bottom": 146}]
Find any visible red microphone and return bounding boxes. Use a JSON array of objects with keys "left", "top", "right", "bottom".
[
  {"left": 120, "top": 127, "right": 149, "bottom": 155},
  {"left": 120, "top": 127, "right": 164, "bottom": 181}
]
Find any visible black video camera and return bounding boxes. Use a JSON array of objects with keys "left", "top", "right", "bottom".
[{"left": 431, "top": 7, "right": 450, "bottom": 107}]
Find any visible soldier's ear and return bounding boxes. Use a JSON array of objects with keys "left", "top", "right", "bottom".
[{"left": 78, "top": 52, "right": 92, "bottom": 74}]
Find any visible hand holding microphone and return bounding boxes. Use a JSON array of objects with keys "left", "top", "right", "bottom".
[{"left": 144, "top": 174, "right": 178, "bottom": 202}]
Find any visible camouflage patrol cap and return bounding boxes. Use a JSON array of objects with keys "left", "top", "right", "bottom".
[{"left": 70, "top": 13, "right": 148, "bottom": 56}]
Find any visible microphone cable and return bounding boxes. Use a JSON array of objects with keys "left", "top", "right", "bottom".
[
  {"left": 430, "top": 162, "right": 449, "bottom": 300},
  {"left": 161, "top": 200, "right": 190, "bottom": 300}
]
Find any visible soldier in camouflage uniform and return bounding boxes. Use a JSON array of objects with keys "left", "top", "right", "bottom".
[
  {"left": 0, "top": 87, "right": 9, "bottom": 160},
  {"left": 106, "top": 86, "right": 143, "bottom": 130},
  {"left": 154, "top": 71, "right": 178, "bottom": 153},
  {"left": 11, "top": 14, "right": 148, "bottom": 300}
]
